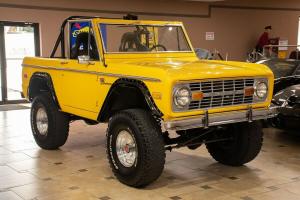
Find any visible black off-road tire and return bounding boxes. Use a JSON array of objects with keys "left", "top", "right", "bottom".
[
  {"left": 31, "top": 93, "right": 69, "bottom": 150},
  {"left": 106, "top": 109, "right": 165, "bottom": 187},
  {"left": 206, "top": 121, "right": 263, "bottom": 166}
]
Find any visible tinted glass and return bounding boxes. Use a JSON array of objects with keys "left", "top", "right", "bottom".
[{"left": 69, "top": 21, "right": 99, "bottom": 60}]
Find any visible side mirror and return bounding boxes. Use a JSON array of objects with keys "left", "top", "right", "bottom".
[{"left": 78, "top": 55, "right": 90, "bottom": 64}]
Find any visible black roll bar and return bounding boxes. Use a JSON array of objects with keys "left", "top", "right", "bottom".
[{"left": 50, "top": 15, "right": 127, "bottom": 58}]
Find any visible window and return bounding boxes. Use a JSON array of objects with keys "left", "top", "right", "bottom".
[
  {"left": 69, "top": 21, "right": 99, "bottom": 60},
  {"left": 0, "top": 21, "right": 40, "bottom": 102}
]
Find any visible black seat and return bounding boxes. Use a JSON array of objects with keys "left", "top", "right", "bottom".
[
  {"left": 71, "top": 32, "right": 99, "bottom": 60},
  {"left": 119, "top": 31, "right": 149, "bottom": 52},
  {"left": 289, "top": 50, "right": 300, "bottom": 60}
]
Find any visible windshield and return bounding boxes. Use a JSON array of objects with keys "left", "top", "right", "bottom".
[{"left": 99, "top": 24, "right": 192, "bottom": 53}]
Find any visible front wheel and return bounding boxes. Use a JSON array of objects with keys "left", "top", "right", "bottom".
[
  {"left": 206, "top": 121, "right": 263, "bottom": 166},
  {"left": 106, "top": 109, "right": 165, "bottom": 187}
]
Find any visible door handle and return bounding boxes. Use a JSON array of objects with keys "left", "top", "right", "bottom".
[{"left": 60, "top": 61, "right": 69, "bottom": 65}]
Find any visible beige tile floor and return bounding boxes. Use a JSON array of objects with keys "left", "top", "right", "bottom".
[{"left": 0, "top": 109, "right": 300, "bottom": 200}]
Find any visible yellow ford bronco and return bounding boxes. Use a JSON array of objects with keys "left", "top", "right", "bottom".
[{"left": 22, "top": 15, "right": 277, "bottom": 187}]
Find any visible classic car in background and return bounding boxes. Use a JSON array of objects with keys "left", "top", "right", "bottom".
[
  {"left": 194, "top": 48, "right": 225, "bottom": 60},
  {"left": 256, "top": 54, "right": 300, "bottom": 131}
]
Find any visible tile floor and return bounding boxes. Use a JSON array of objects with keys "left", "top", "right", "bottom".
[{"left": 0, "top": 108, "right": 300, "bottom": 200}]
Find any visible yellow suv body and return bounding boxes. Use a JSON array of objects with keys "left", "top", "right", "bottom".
[{"left": 22, "top": 16, "right": 276, "bottom": 187}]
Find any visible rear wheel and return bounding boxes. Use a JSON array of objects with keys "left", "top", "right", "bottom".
[
  {"left": 206, "top": 121, "right": 263, "bottom": 166},
  {"left": 106, "top": 109, "right": 165, "bottom": 187},
  {"left": 31, "top": 93, "right": 69, "bottom": 150}
]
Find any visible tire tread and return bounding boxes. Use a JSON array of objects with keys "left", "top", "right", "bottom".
[
  {"left": 206, "top": 122, "right": 263, "bottom": 166},
  {"left": 107, "top": 109, "right": 165, "bottom": 187},
  {"left": 31, "top": 93, "right": 69, "bottom": 150}
]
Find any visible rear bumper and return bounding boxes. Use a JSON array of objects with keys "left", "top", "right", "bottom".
[{"left": 164, "top": 106, "right": 278, "bottom": 131}]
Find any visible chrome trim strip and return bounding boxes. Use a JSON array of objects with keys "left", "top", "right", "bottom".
[
  {"left": 22, "top": 64, "right": 161, "bottom": 82},
  {"left": 203, "top": 90, "right": 245, "bottom": 97},
  {"left": 164, "top": 106, "right": 278, "bottom": 131}
]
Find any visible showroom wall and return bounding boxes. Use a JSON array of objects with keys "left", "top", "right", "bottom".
[{"left": 0, "top": 0, "right": 299, "bottom": 61}]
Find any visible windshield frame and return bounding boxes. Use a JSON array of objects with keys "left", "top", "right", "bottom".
[{"left": 98, "top": 23, "right": 194, "bottom": 54}]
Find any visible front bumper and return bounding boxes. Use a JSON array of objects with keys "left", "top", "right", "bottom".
[{"left": 164, "top": 106, "right": 278, "bottom": 131}]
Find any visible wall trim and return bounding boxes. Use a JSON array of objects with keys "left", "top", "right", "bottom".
[
  {"left": 213, "top": 4, "right": 300, "bottom": 12},
  {"left": 0, "top": 3, "right": 209, "bottom": 18},
  {"left": 0, "top": 3, "right": 299, "bottom": 19}
]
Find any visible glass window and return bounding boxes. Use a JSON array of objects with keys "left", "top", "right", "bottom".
[
  {"left": 69, "top": 21, "right": 99, "bottom": 60},
  {"left": 4, "top": 25, "right": 36, "bottom": 101},
  {"left": 100, "top": 24, "right": 191, "bottom": 53}
]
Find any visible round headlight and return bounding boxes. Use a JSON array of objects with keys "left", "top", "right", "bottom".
[
  {"left": 174, "top": 87, "right": 191, "bottom": 108},
  {"left": 255, "top": 81, "right": 268, "bottom": 99}
]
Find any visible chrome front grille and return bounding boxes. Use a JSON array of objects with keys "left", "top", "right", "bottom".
[{"left": 189, "top": 79, "right": 255, "bottom": 110}]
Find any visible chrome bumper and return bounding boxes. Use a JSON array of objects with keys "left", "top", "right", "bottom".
[{"left": 164, "top": 106, "right": 278, "bottom": 131}]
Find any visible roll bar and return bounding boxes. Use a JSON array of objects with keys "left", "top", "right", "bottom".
[{"left": 50, "top": 15, "right": 138, "bottom": 58}]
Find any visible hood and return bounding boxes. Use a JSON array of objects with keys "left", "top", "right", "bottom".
[{"left": 121, "top": 59, "right": 274, "bottom": 81}]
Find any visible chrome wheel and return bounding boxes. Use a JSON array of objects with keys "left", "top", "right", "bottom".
[
  {"left": 116, "top": 130, "right": 137, "bottom": 167},
  {"left": 36, "top": 107, "right": 48, "bottom": 136}
]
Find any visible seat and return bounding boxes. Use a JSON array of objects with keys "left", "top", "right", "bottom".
[
  {"left": 119, "top": 31, "right": 149, "bottom": 52},
  {"left": 289, "top": 50, "right": 300, "bottom": 60},
  {"left": 71, "top": 32, "right": 99, "bottom": 60}
]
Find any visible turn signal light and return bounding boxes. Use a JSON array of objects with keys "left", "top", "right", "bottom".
[
  {"left": 192, "top": 92, "right": 204, "bottom": 100},
  {"left": 244, "top": 87, "right": 254, "bottom": 96},
  {"left": 152, "top": 92, "right": 162, "bottom": 100}
]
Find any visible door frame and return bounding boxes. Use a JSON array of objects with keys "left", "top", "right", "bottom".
[{"left": 0, "top": 21, "right": 40, "bottom": 104}]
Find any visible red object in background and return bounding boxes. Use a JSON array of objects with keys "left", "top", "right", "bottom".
[{"left": 257, "top": 32, "right": 269, "bottom": 49}]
